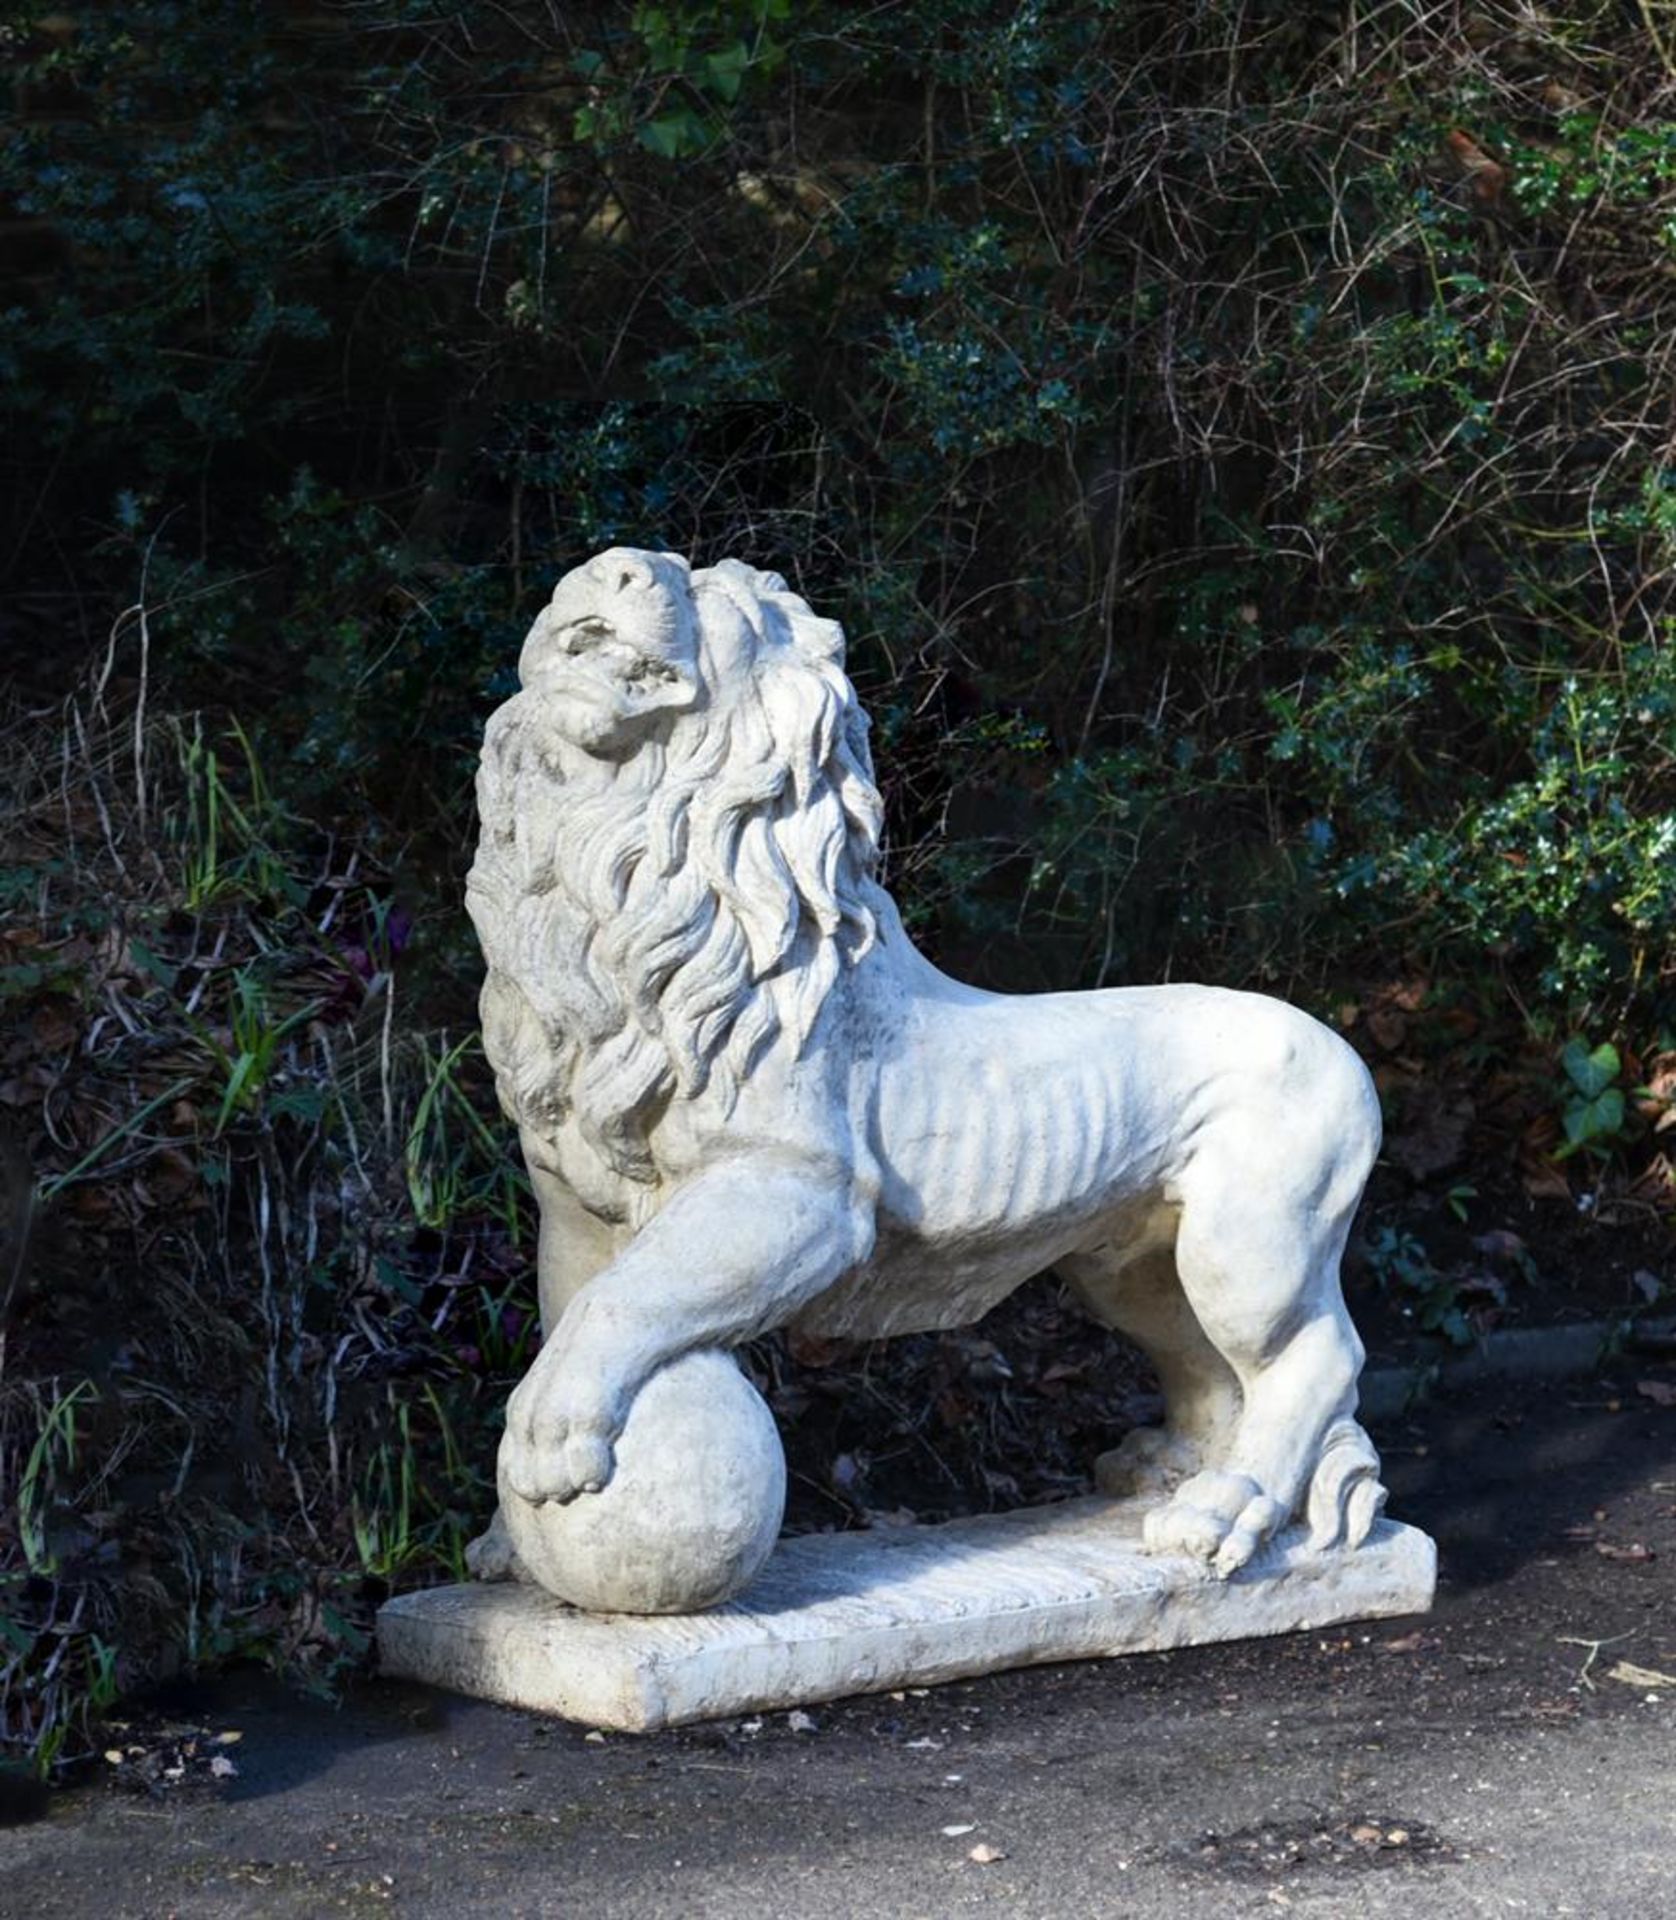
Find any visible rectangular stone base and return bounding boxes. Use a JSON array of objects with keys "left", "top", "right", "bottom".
[{"left": 377, "top": 1497, "right": 1435, "bottom": 1732}]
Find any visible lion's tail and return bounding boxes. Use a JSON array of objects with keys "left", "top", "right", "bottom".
[{"left": 1304, "top": 1417, "right": 1388, "bottom": 1552}]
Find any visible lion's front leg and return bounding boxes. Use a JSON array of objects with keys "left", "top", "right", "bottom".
[
  {"left": 467, "top": 1152, "right": 621, "bottom": 1578},
  {"left": 501, "top": 1159, "right": 873, "bottom": 1505}
]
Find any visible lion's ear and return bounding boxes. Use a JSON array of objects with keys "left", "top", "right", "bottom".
[{"left": 710, "top": 557, "right": 788, "bottom": 600}]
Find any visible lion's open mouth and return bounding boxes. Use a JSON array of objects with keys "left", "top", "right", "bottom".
[
  {"left": 556, "top": 616, "right": 616, "bottom": 650},
  {"left": 619, "top": 653, "right": 684, "bottom": 692},
  {"left": 553, "top": 618, "right": 685, "bottom": 696}
]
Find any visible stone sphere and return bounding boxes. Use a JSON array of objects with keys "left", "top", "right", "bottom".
[{"left": 498, "top": 1349, "right": 786, "bottom": 1614}]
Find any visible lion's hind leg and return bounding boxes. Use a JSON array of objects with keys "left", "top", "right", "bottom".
[
  {"left": 1140, "top": 1060, "right": 1382, "bottom": 1576},
  {"left": 1060, "top": 1242, "right": 1241, "bottom": 1499}
]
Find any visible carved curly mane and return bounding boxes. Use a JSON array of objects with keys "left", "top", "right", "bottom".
[{"left": 468, "top": 567, "right": 888, "bottom": 1192}]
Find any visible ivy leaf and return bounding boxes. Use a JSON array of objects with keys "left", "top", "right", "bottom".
[
  {"left": 1433, "top": 1305, "right": 1471, "bottom": 1345},
  {"left": 637, "top": 6, "right": 684, "bottom": 73},
  {"left": 704, "top": 43, "right": 749, "bottom": 103},
  {"left": 1562, "top": 1087, "right": 1625, "bottom": 1148},
  {"left": 639, "top": 109, "right": 707, "bottom": 158},
  {"left": 1561, "top": 1037, "right": 1620, "bottom": 1098}
]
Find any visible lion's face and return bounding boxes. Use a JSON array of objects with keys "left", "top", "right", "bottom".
[
  {"left": 517, "top": 548, "right": 702, "bottom": 755},
  {"left": 519, "top": 547, "right": 786, "bottom": 758}
]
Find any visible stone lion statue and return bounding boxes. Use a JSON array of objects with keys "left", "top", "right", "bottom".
[{"left": 467, "top": 547, "right": 1387, "bottom": 1607}]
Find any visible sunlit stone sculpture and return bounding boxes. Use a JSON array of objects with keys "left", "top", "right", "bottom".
[{"left": 377, "top": 547, "right": 1432, "bottom": 1724}]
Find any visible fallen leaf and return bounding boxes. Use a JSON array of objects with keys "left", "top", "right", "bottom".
[
  {"left": 786, "top": 1710, "right": 817, "bottom": 1734},
  {"left": 1595, "top": 1541, "right": 1655, "bottom": 1562},
  {"left": 786, "top": 1328, "right": 855, "bottom": 1368},
  {"left": 1038, "top": 1360, "right": 1089, "bottom": 1385},
  {"left": 1387, "top": 1096, "right": 1472, "bottom": 1180},
  {"left": 1636, "top": 1380, "right": 1676, "bottom": 1408},
  {"left": 968, "top": 1842, "right": 1006, "bottom": 1865},
  {"left": 1367, "top": 1007, "right": 1408, "bottom": 1051},
  {"left": 1381, "top": 1632, "right": 1426, "bottom": 1653},
  {"left": 1640, "top": 1056, "right": 1676, "bottom": 1123},
  {"left": 1444, "top": 129, "right": 1507, "bottom": 203},
  {"left": 828, "top": 1452, "right": 864, "bottom": 1494},
  {"left": 1629, "top": 1157, "right": 1676, "bottom": 1205},
  {"left": 1606, "top": 1660, "right": 1676, "bottom": 1690},
  {"left": 209, "top": 1755, "right": 238, "bottom": 1779},
  {"left": 942, "top": 1823, "right": 977, "bottom": 1837},
  {"left": 1519, "top": 1117, "right": 1572, "bottom": 1200},
  {"left": 1349, "top": 1824, "right": 1383, "bottom": 1845}
]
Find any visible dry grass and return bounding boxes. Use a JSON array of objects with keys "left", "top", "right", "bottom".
[{"left": 0, "top": 669, "right": 531, "bottom": 1772}]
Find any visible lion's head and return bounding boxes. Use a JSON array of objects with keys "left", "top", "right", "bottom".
[{"left": 468, "top": 549, "right": 889, "bottom": 1197}]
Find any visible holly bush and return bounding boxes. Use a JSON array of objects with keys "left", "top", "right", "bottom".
[{"left": 4, "top": 0, "right": 1675, "bottom": 1024}]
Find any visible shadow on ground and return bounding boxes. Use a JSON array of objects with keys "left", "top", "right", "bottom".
[{"left": 4, "top": 1360, "right": 1674, "bottom": 1917}]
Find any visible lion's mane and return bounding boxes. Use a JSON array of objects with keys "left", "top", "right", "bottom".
[{"left": 468, "top": 565, "right": 889, "bottom": 1195}]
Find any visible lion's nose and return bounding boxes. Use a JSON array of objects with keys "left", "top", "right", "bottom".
[{"left": 589, "top": 549, "right": 655, "bottom": 598}]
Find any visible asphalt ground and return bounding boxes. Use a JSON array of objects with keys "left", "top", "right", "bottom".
[{"left": 5, "top": 1360, "right": 1675, "bottom": 1919}]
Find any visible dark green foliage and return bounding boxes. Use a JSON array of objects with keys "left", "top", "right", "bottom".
[{"left": 6, "top": 0, "right": 1674, "bottom": 1025}]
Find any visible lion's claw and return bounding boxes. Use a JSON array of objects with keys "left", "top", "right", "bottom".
[
  {"left": 501, "top": 1423, "right": 617, "bottom": 1505},
  {"left": 559, "top": 1430, "right": 615, "bottom": 1500},
  {"left": 1212, "top": 1493, "right": 1288, "bottom": 1576},
  {"left": 1143, "top": 1469, "right": 1285, "bottom": 1577}
]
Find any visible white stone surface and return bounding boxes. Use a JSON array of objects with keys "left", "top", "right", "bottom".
[
  {"left": 462, "top": 544, "right": 1424, "bottom": 1615},
  {"left": 379, "top": 1500, "right": 1437, "bottom": 1732},
  {"left": 498, "top": 1349, "right": 784, "bottom": 1614}
]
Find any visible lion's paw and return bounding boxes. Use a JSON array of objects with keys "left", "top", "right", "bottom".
[
  {"left": 1142, "top": 1469, "right": 1288, "bottom": 1578},
  {"left": 501, "top": 1422, "right": 617, "bottom": 1506},
  {"left": 1094, "top": 1426, "right": 1201, "bottom": 1498},
  {"left": 464, "top": 1507, "right": 529, "bottom": 1583},
  {"left": 502, "top": 1346, "right": 625, "bottom": 1505}
]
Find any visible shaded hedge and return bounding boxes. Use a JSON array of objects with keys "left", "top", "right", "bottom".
[{"left": 5, "top": 0, "right": 1673, "bottom": 1020}]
